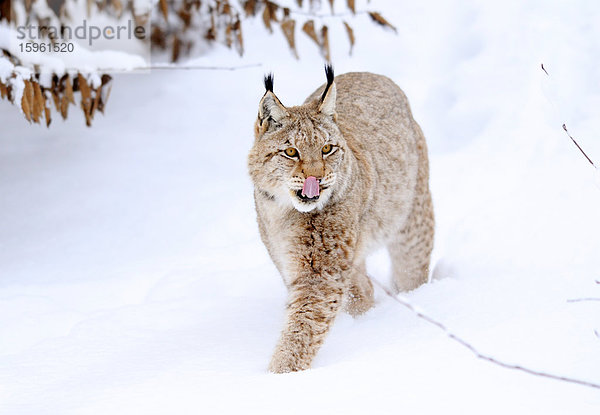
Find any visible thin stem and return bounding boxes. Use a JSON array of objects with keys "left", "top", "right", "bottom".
[
  {"left": 369, "top": 277, "right": 600, "bottom": 390},
  {"left": 562, "top": 124, "right": 596, "bottom": 168},
  {"left": 64, "top": 63, "right": 262, "bottom": 73},
  {"left": 567, "top": 298, "right": 600, "bottom": 303}
]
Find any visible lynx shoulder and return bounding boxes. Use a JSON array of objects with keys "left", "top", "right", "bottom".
[{"left": 247, "top": 66, "right": 434, "bottom": 373}]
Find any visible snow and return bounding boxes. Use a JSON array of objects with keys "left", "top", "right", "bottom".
[
  {"left": 0, "top": 54, "right": 12, "bottom": 82},
  {"left": 1, "top": 0, "right": 600, "bottom": 414}
]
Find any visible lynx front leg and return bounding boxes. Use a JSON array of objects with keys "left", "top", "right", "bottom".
[{"left": 269, "top": 273, "right": 344, "bottom": 373}]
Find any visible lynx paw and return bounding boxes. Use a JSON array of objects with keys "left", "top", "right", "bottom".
[
  {"left": 268, "top": 350, "right": 308, "bottom": 373},
  {"left": 344, "top": 277, "right": 374, "bottom": 317}
]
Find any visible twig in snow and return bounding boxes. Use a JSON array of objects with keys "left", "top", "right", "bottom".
[
  {"left": 369, "top": 277, "right": 600, "bottom": 390},
  {"left": 540, "top": 64, "right": 597, "bottom": 170},
  {"left": 562, "top": 124, "right": 596, "bottom": 169}
]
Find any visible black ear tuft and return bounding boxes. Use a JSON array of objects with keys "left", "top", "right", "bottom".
[
  {"left": 264, "top": 73, "right": 274, "bottom": 93},
  {"left": 321, "top": 64, "right": 335, "bottom": 102},
  {"left": 324, "top": 64, "right": 334, "bottom": 85}
]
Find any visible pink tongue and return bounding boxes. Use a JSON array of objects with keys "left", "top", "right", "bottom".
[{"left": 302, "top": 176, "right": 320, "bottom": 198}]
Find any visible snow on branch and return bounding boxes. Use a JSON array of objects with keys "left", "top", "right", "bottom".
[
  {"left": 1, "top": 48, "right": 114, "bottom": 126},
  {"left": 0, "top": 0, "right": 148, "bottom": 126},
  {"left": 151, "top": 0, "right": 395, "bottom": 62}
]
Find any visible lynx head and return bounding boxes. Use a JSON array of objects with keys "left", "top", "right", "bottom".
[{"left": 248, "top": 65, "right": 350, "bottom": 213}]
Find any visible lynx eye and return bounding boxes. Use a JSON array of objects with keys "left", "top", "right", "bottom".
[
  {"left": 322, "top": 144, "right": 333, "bottom": 155},
  {"left": 284, "top": 147, "right": 299, "bottom": 158}
]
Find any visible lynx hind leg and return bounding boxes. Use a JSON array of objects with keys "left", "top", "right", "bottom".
[
  {"left": 389, "top": 186, "right": 434, "bottom": 293},
  {"left": 343, "top": 261, "right": 374, "bottom": 317}
]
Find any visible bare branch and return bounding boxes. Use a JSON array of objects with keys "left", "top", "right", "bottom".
[
  {"left": 562, "top": 124, "right": 596, "bottom": 168},
  {"left": 567, "top": 298, "right": 600, "bottom": 303},
  {"left": 290, "top": 10, "right": 369, "bottom": 19},
  {"left": 541, "top": 64, "right": 597, "bottom": 169},
  {"left": 66, "top": 63, "right": 262, "bottom": 73},
  {"left": 369, "top": 277, "right": 600, "bottom": 391}
]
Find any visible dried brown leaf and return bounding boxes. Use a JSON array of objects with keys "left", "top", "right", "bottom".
[
  {"left": 343, "top": 21, "right": 355, "bottom": 55},
  {"left": 172, "top": 36, "right": 181, "bottom": 62},
  {"left": 78, "top": 73, "right": 93, "bottom": 126},
  {"left": 223, "top": 23, "right": 234, "bottom": 49},
  {"left": 178, "top": 7, "right": 192, "bottom": 29},
  {"left": 205, "top": 15, "right": 216, "bottom": 40},
  {"left": 368, "top": 12, "right": 397, "bottom": 32},
  {"left": 26, "top": 79, "right": 34, "bottom": 114},
  {"left": 328, "top": 0, "right": 334, "bottom": 13},
  {"left": 296, "top": 0, "right": 303, "bottom": 8},
  {"left": 101, "top": 74, "right": 113, "bottom": 87},
  {"left": 53, "top": 76, "right": 64, "bottom": 111},
  {"left": 159, "top": 0, "right": 168, "bottom": 22},
  {"left": 151, "top": 26, "right": 166, "bottom": 49},
  {"left": 0, "top": 81, "right": 7, "bottom": 99},
  {"left": 51, "top": 89, "right": 60, "bottom": 111},
  {"left": 91, "top": 86, "right": 102, "bottom": 120},
  {"left": 65, "top": 76, "right": 75, "bottom": 104},
  {"left": 82, "top": 107, "right": 92, "bottom": 126},
  {"left": 281, "top": 19, "right": 298, "bottom": 59},
  {"left": 78, "top": 74, "right": 90, "bottom": 97},
  {"left": 98, "top": 76, "right": 113, "bottom": 114},
  {"left": 60, "top": 92, "right": 69, "bottom": 120},
  {"left": 21, "top": 80, "right": 32, "bottom": 122},
  {"left": 347, "top": 0, "right": 355, "bottom": 14},
  {"left": 27, "top": 80, "right": 35, "bottom": 120},
  {"left": 32, "top": 81, "right": 44, "bottom": 123},
  {"left": 112, "top": 0, "right": 123, "bottom": 17},
  {"left": 222, "top": 3, "right": 231, "bottom": 15},
  {"left": 302, "top": 20, "right": 319, "bottom": 46},
  {"left": 321, "top": 25, "right": 330, "bottom": 61},
  {"left": 262, "top": 5, "right": 272, "bottom": 33},
  {"left": 0, "top": 0, "right": 12, "bottom": 22},
  {"left": 234, "top": 19, "right": 244, "bottom": 55},
  {"left": 44, "top": 96, "right": 51, "bottom": 127},
  {"left": 267, "top": 2, "right": 279, "bottom": 21},
  {"left": 244, "top": 0, "right": 256, "bottom": 17}
]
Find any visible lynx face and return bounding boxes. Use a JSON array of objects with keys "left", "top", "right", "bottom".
[{"left": 248, "top": 71, "right": 347, "bottom": 213}]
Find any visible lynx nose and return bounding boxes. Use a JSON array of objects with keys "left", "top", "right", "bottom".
[{"left": 302, "top": 176, "right": 320, "bottom": 198}]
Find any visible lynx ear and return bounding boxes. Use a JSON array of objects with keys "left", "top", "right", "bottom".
[
  {"left": 318, "top": 64, "right": 336, "bottom": 117},
  {"left": 258, "top": 74, "right": 288, "bottom": 129}
]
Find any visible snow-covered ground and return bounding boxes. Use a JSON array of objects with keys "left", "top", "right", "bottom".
[{"left": 1, "top": 1, "right": 600, "bottom": 413}]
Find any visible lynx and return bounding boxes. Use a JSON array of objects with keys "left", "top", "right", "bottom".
[{"left": 247, "top": 66, "right": 434, "bottom": 373}]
